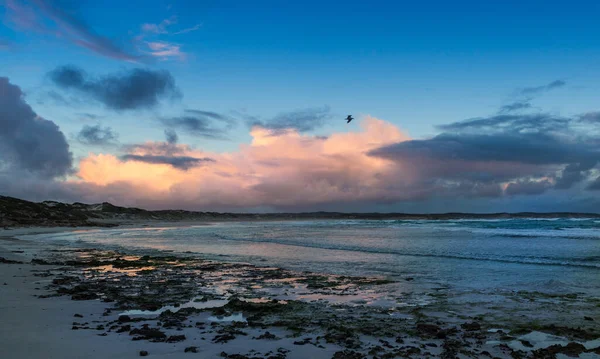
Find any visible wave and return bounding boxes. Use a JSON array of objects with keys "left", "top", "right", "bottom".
[{"left": 206, "top": 232, "right": 600, "bottom": 269}]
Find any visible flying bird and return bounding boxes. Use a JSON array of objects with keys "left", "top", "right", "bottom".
[{"left": 346, "top": 115, "right": 354, "bottom": 123}]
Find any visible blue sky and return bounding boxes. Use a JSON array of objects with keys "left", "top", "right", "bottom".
[{"left": 2, "top": 0, "right": 600, "bottom": 211}]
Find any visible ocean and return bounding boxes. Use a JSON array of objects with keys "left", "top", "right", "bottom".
[{"left": 18, "top": 218, "right": 600, "bottom": 298}]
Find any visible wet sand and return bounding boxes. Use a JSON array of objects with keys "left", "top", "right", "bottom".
[{"left": 1, "top": 228, "right": 599, "bottom": 359}]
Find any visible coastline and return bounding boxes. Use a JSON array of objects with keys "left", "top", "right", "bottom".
[{"left": 1, "top": 227, "right": 599, "bottom": 359}]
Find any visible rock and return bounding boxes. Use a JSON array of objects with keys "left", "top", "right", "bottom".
[
  {"left": 118, "top": 315, "right": 132, "bottom": 323},
  {"left": 184, "top": 346, "right": 198, "bottom": 353},
  {"left": 74, "top": 314, "right": 83, "bottom": 318},
  {"left": 0, "top": 257, "right": 22, "bottom": 264},
  {"left": 461, "top": 322, "right": 481, "bottom": 331},
  {"left": 331, "top": 350, "right": 365, "bottom": 359},
  {"left": 117, "top": 325, "right": 131, "bottom": 333},
  {"left": 584, "top": 316, "right": 594, "bottom": 321},
  {"left": 531, "top": 342, "right": 587, "bottom": 358},
  {"left": 130, "top": 326, "right": 167, "bottom": 342},
  {"left": 139, "top": 350, "right": 148, "bottom": 356},
  {"left": 257, "top": 331, "right": 278, "bottom": 340},
  {"left": 166, "top": 335, "right": 186, "bottom": 343},
  {"left": 416, "top": 323, "right": 442, "bottom": 337},
  {"left": 520, "top": 340, "right": 533, "bottom": 348}
]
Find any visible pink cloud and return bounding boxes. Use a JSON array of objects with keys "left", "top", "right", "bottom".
[{"left": 72, "top": 116, "right": 411, "bottom": 209}]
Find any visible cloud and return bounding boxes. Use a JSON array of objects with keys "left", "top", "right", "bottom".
[
  {"left": 164, "top": 129, "right": 178, "bottom": 144},
  {"left": 140, "top": 16, "right": 201, "bottom": 36},
  {"left": 144, "top": 41, "right": 185, "bottom": 60},
  {"left": 519, "top": 80, "right": 566, "bottom": 96},
  {"left": 173, "top": 24, "right": 202, "bottom": 35},
  {"left": 580, "top": 112, "right": 600, "bottom": 123},
  {"left": 76, "top": 125, "right": 118, "bottom": 146},
  {"left": 369, "top": 112, "right": 600, "bottom": 197},
  {"left": 141, "top": 16, "right": 177, "bottom": 35},
  {"left": 49, "top": 65, "right": 180, "bottom": 110},
  {"left": 0, "top": 77, "right": 72, "bottom": 178},
  {"left": 6, "top": 0, "right": 140, "bottom": 62},
  {"left": 499, "top": 101, "right": 532, "bottom": 113},
  {"left": 505, "top": 179, "right": 553, "bottom": 196},
  {"left": 119, "top": 154, "right": 214, "bottom": 170},
  {"left": 249, "top": 106, "right": 332, "bottom": 134},
  {"left": 161, "top": 110, "right": 236, "bottom": 139}
]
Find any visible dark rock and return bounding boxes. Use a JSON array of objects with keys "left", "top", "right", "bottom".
[
  {"left": 331, "top": 350, "right": 365, "bottom": 359},
  {"left": 166, "top": 335, "right": 186, "bottom": 343},
  {"left": 139, "top": 351, "right": 148, "bottom": 357},
  {"left": 0, "top": 257, "right": 22, "bottom": 264},
  {"left": 257, "top": 331, "right": 278, "bottom": 340},
  {"left": 130, "top": 326, "right": 167, "bottom": 342},
  {"left": 213, "top": 333, "right": 236, "bottom": 343},
  {"left": 293, "top": 337, "right": 312, "bottom": 345},
  {"left": 531, "top": 342, "right": 587, "bottom": 358},
  {"left": 117, "top": 325, "right": 131, "bottom": 333},
  {"left": 584, "top": 316, "right": 594, "bottom": 321},
  {"left": 416, "top": 323, "right": 441, "bottom": 337},
  {"left": 184, "top": 346, "right": 198, "bottom": 353},
  {"left": 118, "top": 315, "right": 132, "bottom": 323},
  {"left": 461, "top": 322, "right": 481, "bottom": 331},
  {"left": 73, "top": 314, "right": 83, "bottom": 318},
  {"left": 520, "top": 340, "right": 533, "bottom": 348}
]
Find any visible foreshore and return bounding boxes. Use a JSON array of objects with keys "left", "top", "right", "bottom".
[{"left": 1, "top": 226, "right": 599, "bottom": 359}]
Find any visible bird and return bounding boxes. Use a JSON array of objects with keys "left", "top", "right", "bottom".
[{"left": 346, "top": 115, "right": 354, "bottom": 123}]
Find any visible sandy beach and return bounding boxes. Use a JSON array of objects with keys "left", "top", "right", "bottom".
[{"left": 1, "top": 226, "right": 599, "bottom": 359}]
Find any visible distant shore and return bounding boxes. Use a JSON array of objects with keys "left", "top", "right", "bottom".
[
  {"left": 3, "top": 195, "right": 600, "bottom": 230},
  {"left": 1, "top": 228, "right": 599, "bottom": 359}
]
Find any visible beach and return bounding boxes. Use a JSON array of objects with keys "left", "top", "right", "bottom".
[{"left": 1, "top": 222, "right": 600, "bottom": 359}]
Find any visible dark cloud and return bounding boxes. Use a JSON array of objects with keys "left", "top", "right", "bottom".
[
  {"left": 554, "top": 161, "right": 597, "bottom": 189},
  {"left": 519, "top": 80, "right": 566, "bottom": 95},
  {"left": 438, "top": 113, "right": 570, "bottom": 134},
  {"left": 76, "top": 125, "right": 118, "bottom": 146},
  {"left": 164, "top": 129, "right": 178, "bottom": 144},
  {"left": 249, "top": 106, "right": 331, "bottom": 134},
  {"left": 580, "top": 112, "right": 600, "bottom": 123},
  {"left": 77, "top": 113, "right": 102, "bottom": 121},
  {"left": 7, "top": 0, "right": 140, "bottom": 62},
  {"left": 499, "top": 101, "right": 532, "bottom": 113},
  {"left": 119, "top": 154, "right": 214, "bottom": 170},
  {"left": 370, "top": 112, "right": 600, "bottom": 198},
  {"left": 505, "top": 179, "right": 553, "bottom": 196},
  {"left": 49, "top": 65, "right": 180, "bottom": 110},
  {"left": 587, "top": 177, "right": 600, "bottom": 191},
  {"left": 0, "top": 77, "right": 72, "bottom": 178},
  {"left": 161, "top": 109, "right": 236, "bottom": 139}
]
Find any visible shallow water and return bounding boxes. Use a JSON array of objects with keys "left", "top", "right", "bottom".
[{"left": 18, "top": 218, "right": 600, "bottom": 296}]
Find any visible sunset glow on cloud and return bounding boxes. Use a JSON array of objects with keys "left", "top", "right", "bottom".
[{"left": 2, "top": 1, "right": 600, "bottom": 212}]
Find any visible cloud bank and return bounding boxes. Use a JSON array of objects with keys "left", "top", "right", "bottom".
[{"left": 0, "top": 77, "right": 72, "bottom": 178}]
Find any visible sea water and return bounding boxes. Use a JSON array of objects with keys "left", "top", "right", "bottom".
[{"left": 18, "top": 218, "right": 600, "bottom": 296}]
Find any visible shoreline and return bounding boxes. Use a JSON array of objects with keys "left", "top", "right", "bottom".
[{"left": 1, "top": 232, "right": 599, "bottom": 358}]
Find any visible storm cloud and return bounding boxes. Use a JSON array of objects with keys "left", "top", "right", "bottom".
[
  {"left": 49, "top": 65, "right": 180, "bottom": 110},
  {"left": 369, "top": 112, "right": 600, "bottom": 196},
  {"left": 0, "top": 77, "right": 72, "bottom": 178}
]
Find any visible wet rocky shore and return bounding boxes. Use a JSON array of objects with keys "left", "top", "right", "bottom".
[{"left": 1, "top": 242, "right": 599, "bottom": 359}]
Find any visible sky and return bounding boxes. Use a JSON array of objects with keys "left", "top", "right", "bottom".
[{"left": 1, "top": 0, "right": 600, "bottom": 212}]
